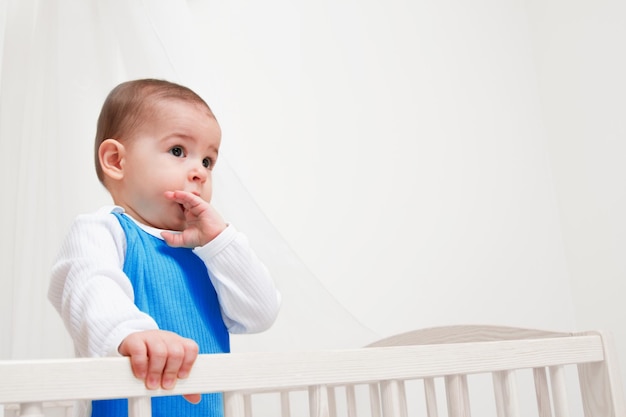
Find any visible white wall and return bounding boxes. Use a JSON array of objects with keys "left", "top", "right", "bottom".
[{"left": 191, "top": 0, "right": 577, "bottom": 338}]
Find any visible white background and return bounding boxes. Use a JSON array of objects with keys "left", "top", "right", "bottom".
[{"left": 1, "top": 0, "right": 625, "bottom": 390}]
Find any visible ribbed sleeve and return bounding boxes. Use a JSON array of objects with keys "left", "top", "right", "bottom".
[
  {"left": 48, "top": 206, "right": 158, "bottom": 358},
  {"left": 194, "top": 225, "right": 281, "bottom": 334}
]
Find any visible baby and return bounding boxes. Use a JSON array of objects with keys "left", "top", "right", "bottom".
[{"left": 49, "top": 79, "right": 281, "bottom": 417}]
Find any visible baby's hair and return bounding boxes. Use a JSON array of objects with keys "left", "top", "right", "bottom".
[{"left": 94, "top": 79, "right": 215, "bottom": 183}]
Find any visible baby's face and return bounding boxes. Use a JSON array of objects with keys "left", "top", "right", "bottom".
[{"left": 117, "top": 99, "right": 221, "bottom": 230}]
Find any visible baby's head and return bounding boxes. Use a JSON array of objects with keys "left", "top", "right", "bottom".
[
  {"left": 94, "top": 79, "right": 215, "bottom": 183},
  {"left": 94, "top": 79, "right": 222, "bottom": 230}
]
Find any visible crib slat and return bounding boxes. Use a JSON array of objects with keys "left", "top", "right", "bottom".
[
  {"left": 533, "top": 367, "right": 553, "bottom": 417},
  {"left": 577, "top": 330, "right": 626, "bottom": 417},
  {"left": 328, "top": 387, "right": 337, "bottom": 417},
  {"left": 243, "top": 394, "right": 253, "bottom": 417},
  {"left": 1, "top": 404, "right": 13, "bottom": 417},
  {"left": 549, "top": 365, "right": 570, "bottom": 417},
  {"left": 345, "top": 385, "right": 357, "bottom": 417},
  {"left": 380, "top": 380, "right": 407, "bottom": 417},
  {"left": 493, "top": 370, "right": 519, "bottom": 417},
  {"left": 445, "top": 375, "right": 470, "bottom": 417},
  {"left": 224, "top": 392, "right": 246, "bottom": 417},
  {"left": 369, "top": 383, "right": 382, "bottom": 417},
  {"left": 64, "top": 402, "right": 73, "bottom": 417},
  {"left": 128, "top": 397, "right": 151, "bottom": 417},
  {"left": 309, "top": 385, "right": 330, "bottom": 417},
  {"left": 281, "top": 391, "right": 291, "bottom": 417},
  {"left": 18, "top": 402, "right": 44, "bottom": 417},
  {"left": 424, "top": 377, "right": 439, "bottom": 417}
]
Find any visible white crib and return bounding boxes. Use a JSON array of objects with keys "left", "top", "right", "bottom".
[{"left": 1, "top": 325, "right": 624, "bottom": 417}]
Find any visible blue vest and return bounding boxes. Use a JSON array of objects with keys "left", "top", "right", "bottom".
[{"left": 91, "top": 212, "right": 229, "bottom": 417}]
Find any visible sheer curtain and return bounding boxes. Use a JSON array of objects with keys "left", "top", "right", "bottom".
[{"left": 0, "top": 0, "right": 376, "bottom": 360}]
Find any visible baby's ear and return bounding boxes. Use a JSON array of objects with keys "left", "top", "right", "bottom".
[{"left": 99, "top": 139, "right": 125, "bottom": 181}]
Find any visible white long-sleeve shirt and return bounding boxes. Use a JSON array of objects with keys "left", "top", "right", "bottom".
[{"left": 48, "top": 205, "right": 281, "bottom": 358}]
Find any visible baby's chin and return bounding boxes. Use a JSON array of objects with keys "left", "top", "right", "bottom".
[
  {"left": 149, "top": 215, "right": 186, "bottom": 232},
  {"left": 162, "top": 220, "right": 186, "bottom": 232}
]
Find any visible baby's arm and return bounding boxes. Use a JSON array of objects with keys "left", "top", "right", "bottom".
[
  {"left": 48, "top": 208, "right": 200, "bottom": 399},
  {"left": 196, "top": 226, "right": 281, "bottom": 333},
  {"left": 48, "top": 208, "right": 156, "bottom": 357},
  {"left": 160, "top": 191, "right": 280, "bottom": 333}
]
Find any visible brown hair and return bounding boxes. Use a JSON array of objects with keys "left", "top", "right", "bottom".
[{"left": 94, "top": 79, "right": 215, "bottom": 183}]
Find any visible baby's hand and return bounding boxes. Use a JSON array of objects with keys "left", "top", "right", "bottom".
[
  {"left": 119, "top": 330, "right": 201, "bottom": 404},
  {"left": 161, "top": 190, "right": 227, "bottom": 248}
]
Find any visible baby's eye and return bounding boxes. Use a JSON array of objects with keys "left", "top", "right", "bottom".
[
  {"left": 202, "top": 157, "right": 212, "bottom": 169},
  {"left": 169, "top": 146, "right": 185, "bottom": 157}
]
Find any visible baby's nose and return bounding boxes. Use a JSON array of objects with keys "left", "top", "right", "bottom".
[{"left": 189, "top": 164, "right": 207, "bottom": 182}]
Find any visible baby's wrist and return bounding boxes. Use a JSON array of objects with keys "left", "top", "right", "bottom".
[
  {"left": 205, "top": 222, "right": 227, "bottom": 243},
  {"left": 194, "top": 223, "right": 236, "bottom": 257}
]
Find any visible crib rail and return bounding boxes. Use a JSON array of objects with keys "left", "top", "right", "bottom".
[{"left": 1, "top": 329, "right": 624, "bottom": 417}]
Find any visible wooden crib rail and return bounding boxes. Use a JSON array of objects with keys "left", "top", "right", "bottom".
[{"left": 1, "top": 328, "right": 624, "bottom": 417}]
